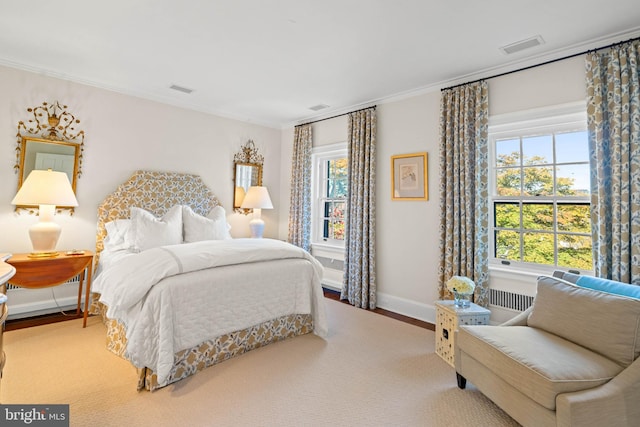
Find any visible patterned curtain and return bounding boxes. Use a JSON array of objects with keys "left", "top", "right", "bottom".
[
  {"left": 287, "top": 124, "right": 313, "bottom": 251},
  {"left": 438, "top": 81, "right": 490, "bottom": 306},
  {"left": 586, "top": 40, "right": 640, "bottom": 284},
  {"left": 341, "top": 108, "right": 377, "bottom": 309}
]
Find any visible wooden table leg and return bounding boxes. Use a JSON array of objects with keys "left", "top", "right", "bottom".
[
  {"left": 83, "top": 265, "right": 92, "bottom": 328},
  {"left": 76, "top": 271, "right": 85, "bottom": 317}
]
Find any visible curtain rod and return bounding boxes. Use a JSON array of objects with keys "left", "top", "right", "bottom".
[
  {"left": 441, "top": 35, "right": 640, "bottom": 92},
  {"left": 297, "top": 105, "right": 376, "bottom": 127}
]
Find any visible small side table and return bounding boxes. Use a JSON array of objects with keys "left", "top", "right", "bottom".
[
  {"left": 6, "top": 251, "right": 94, "bottom": 328},
  {"left": 435, "top": 300, "right": 490, "bottom": 367}
]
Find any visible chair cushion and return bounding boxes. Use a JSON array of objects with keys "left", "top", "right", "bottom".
[
  {"left": 528, "top": 276, "right": 640, "bottom": 367},
  {"left": 457, "top": 325, "right": 623, "bottom": 410}
]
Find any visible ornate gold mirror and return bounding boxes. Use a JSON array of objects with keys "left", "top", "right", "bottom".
[
  {"left": 15, "top": 101, "right": 85, "bottom": 211},
  {"left": 17, "top": 136, "right": 80, "bottom": 195},
  {"left": 233, "top": 140, "right": 263, "bottom": 214}
]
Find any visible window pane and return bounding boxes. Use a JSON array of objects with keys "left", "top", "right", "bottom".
[
  {"left": 522, "top": 135, "right": 553, "bottom": 165},
  {"left": 496, "top": 168, "right": 521, "bottom": 196},
  {"left": 556, "top": 131, "right": 589, "bottom": 163},
  {"left": 495, "top": 138, "right": 520, "bottom": 167},
  {"left": 327, "top": 158, "right": 348, "bottom": 198},
  {"left": 522, "top": 166, "right": 553, "bottom": 196},
  {"left": 495, "top": 203, "right": 520, "bottom": 228},
  {"left": 522, "top": 204, "right": 553, "bottom": 231},
  {"left": 329, "top": 178, "right": 348, "bottom": 198},
  {"left": 557, "top": 234, "right": 592, "bottom": 269},
  {"left": 329, "top": 158, "right": 348, "bottom": 177},
  {"left": 557, "top": 204, "right": 591, "bottom": 233},
  {"left": 523, "top": 232, "right": 554, "bottom": 265},
  {"left": 331, "top": 202, "right": 346, "bottom": 220},
  {"left": 495, "top": 230, "right": 520, "bottom": 261},
  {"left": 556, "top": 164, "right": 590, "bottom": 196},
  {"left": 331, "top": 220, "right": 345, "bottom": 240}
]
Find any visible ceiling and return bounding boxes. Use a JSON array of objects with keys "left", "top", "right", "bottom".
[{"left": 1, "top": 1, "right": 639, "bottom": 129}]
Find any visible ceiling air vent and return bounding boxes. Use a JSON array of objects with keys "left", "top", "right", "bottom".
[
  {"left": 500, "top": 35, "right": 545, "bottom": 55},
  {"left": 169, "top": 84, "right": 194, "bottom": 94},
  {"left": 309, "top": 104, "right": 329, "bottom": 111}
]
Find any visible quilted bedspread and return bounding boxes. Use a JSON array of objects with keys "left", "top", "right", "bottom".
[{"left": 93, "top": 238, "right": 327, "bottom": 384}]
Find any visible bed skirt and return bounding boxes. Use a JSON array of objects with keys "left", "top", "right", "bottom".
[{"left": 92, "top": 298, "right": 314, "bottom": 391}]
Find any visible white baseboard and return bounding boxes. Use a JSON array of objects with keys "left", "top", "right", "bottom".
[
  {"left": 377, "top": 292, "right": 435, "bottom": 325},
  {"left": 321, "top": 280, "right": 436, "bottom": 325}
]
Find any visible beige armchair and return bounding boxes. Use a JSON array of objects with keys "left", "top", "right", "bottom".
[{"left": 455, "top": 274, "right": 640, "bottom": 427}]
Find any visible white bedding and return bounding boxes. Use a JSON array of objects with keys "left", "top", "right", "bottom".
[{"left": 93, "top": 238, "right": 327, "bottom": 385}]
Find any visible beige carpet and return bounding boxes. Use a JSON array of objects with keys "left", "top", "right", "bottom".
[{"left": 1, "top": 299, "right": 518, "bottom": 427}]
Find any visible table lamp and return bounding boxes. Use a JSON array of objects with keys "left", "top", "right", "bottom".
[
  {"left": 11, "top": 169, "right": 79, "bottom": 257},
  {"left": 240, "top": 186, "right": 273, "bottom": 238}
]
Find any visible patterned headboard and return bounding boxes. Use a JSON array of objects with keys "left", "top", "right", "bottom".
[{"left": 95, "top": 170, "right": 221, "bottom": 264}]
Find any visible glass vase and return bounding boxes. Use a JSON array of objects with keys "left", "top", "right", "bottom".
[{"left": 454, "top": 291, "right": 471, "bottom": 308}]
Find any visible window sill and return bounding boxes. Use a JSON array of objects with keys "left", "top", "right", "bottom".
[
  {"left": 311, "top": 243, "right": 344, "bottom": 256},
  {"left": 489, "top": 263, "right": 593, "bottom": 281}
]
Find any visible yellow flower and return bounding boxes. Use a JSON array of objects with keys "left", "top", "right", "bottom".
[{"left": 446, "top": 276, "right": 475, "bottom": 295}]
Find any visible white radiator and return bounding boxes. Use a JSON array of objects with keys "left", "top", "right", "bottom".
[
  {"left": 5, "top": 275, "right": 83, "bottom": 320},
  {"left": 488, "top": 288, "right": 535, "bottom": 324},
  {"left": 489, "top": 288, "right": 534, "bottom": 312}
]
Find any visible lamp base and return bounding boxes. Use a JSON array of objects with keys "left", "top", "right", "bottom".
[
  {"left": 248, "top": 218, "right": 265, "bottom": 238},
  {"left": 28, "top": 212, "right": 62, "bottom": 254}
]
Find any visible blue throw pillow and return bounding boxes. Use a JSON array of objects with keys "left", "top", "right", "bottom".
[{"left": 576, "top": 276, "right": 640, "bottom": 299}]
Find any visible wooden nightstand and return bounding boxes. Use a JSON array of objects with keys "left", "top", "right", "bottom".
[
  {"left": 6, "top": 251, "right": 94, "bottom": 328},
  {"left": 435, "top": 300, "right": 491, "bottom": 367}
]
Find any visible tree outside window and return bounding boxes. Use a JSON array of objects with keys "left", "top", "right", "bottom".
[
  {"left": 492, "top": 128, "right": 592, "bottom": 271},
  {"left": 321, "top": 158, "right": 348, "bottom": 242}
]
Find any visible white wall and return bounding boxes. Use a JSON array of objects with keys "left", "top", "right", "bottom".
[
  {"left": 279, "top": 55, "right": 589, "bottom": 324},
  {"left": 0, "top": 65, "right": 282, "bottom": 315}
]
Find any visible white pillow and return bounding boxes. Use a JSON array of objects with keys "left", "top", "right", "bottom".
[
  {"left": 130, "top": 205, "right": 183, "bottom": 252},
  {"left": 183, "top": 205, "right": 232, "bottom": 243},
  {"left": 103, "top": 219, "right": 133, "bottom": 251}
]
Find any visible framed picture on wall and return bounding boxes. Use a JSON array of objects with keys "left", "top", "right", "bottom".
[{"left": 391, "top": 152, "right": 428, "bottom": 201}]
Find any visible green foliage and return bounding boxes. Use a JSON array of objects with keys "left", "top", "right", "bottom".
[
  {"left": 324, "top": 158, "right": 348, "bottom": 241},
  {"left": 495, "top": 151, "right": 592, "bottom": 270}
]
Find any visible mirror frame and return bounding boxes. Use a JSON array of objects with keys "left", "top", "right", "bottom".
[
  {"left": 14, "top": 101, "right": 86, "bottom": 213},
  {"left": 233, "top": 140, "right": 264, "bottom": 214},
  {"left": 17, "top": 136, "right": 80, "bottom": 198},
  {"left": 233, "top": 162, "right": 263, "bottom": 212}
]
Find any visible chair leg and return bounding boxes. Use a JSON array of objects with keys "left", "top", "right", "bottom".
[{"left": 456, "top": 372, "right": 467, "bottom": 389}]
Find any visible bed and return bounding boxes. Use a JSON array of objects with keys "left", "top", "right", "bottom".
[{"left": 90, "top": 170, "right": 327, "bottom": 391}]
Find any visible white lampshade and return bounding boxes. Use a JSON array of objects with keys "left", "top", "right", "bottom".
[
  {"left": 12, "top": 169, "right": 78, "bottom": 256},
  {"left": 240, "top": 186, "right": 273, "bottom": 238},
  {"left": 12, "top": 169, "right": 78, "bottom": 207},
  {"left": 240, "top": 186, "right": 273, "bottom": 210}
]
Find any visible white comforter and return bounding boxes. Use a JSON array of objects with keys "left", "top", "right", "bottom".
[{"left": 93, "top": 238, "right": 327, "bottom": 385}]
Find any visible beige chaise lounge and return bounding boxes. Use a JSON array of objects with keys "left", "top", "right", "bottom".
[{"left": 455, "top": 272, "right": 640, "bottom": 427}]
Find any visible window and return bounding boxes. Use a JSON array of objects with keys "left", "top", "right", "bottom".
[
  {"left": 312, "top": 143, "right": 348, "bottom": 248},
  {"left": 489, "top": 106, "right": 592, "bottom": 272}
]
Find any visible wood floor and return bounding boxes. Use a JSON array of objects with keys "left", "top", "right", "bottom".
[
  {"left": 5, "top": 288, "right": 435, "bottom": 331},
  {"left": 322, "top": 288, "right": 434, "bottom": 330},
  {"left": 5, "top": 310, "right": 83, "bottom": 331}
]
